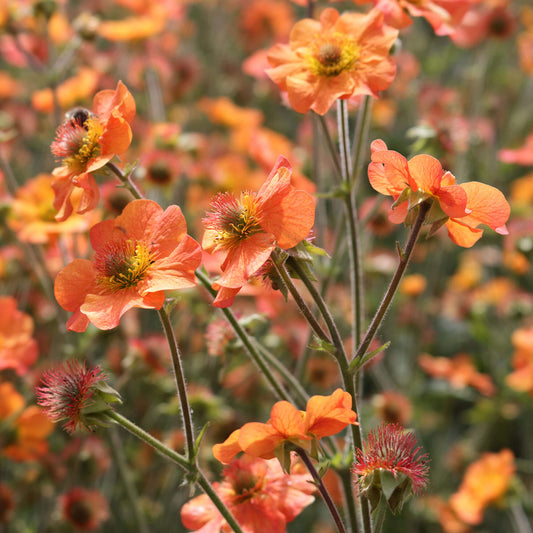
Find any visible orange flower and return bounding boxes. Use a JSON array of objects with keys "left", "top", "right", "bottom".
[
  {"left": 54, "top": 199, "right": 202, "bottom": 331},
  {"left": 202, "top": 156, "right": 315, "bottom": 307},
  {"left": 354, "top": 0, "right": 473, "bottom": 36},
  {"left": 8, "top": 174, "right": 100, "bottom": 244},
  {"left": 506, "top": 325, "right": 533, "bottom": 396},
  {"left": 0, "top": 296, "right": 38, "bottom": 376},
  {"left": 32, "top": 67, "right": 100, "bottom": 113},
  {"left": 60, "top": 487, "right": 110, "bottom": 531},
  {"left": 266, "top": 8, "right": 398, "bottom": 115},
  {"left": 181, "top": 455, "right": 315, "bottom": 533},
  {"left": 449, "top": 450, "right": 515, "bottom": 525},
  {"left": 499, "top": 130, "right": 533, "bottom": 166},
  {"left": 368, "top": 139, "right": 510, "bottom": 247},
  {"left": 418, "top": 353, "right": 496, "bottom": 397},
  {"left": 213, "top": 389, "right": 357, "bottom": 464},
  {"left": 50, "top": 81, "right": 136, "bottom": 221},
  {"left": 2, "top": 405, "right": 55, "bottom": 461}
]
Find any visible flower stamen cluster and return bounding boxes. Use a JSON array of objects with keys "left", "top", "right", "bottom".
[
  {"left": 94, "top": 240, "right": 156, "bottom": 291},
  {"left": 306, "top": 33, "right": 360, "bottom": 77}
]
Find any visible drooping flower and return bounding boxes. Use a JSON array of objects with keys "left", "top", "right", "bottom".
[
  {"left": 50, "top": 81, "right": 135, "bottom": 221},
  {"left": 54, "top": 199, "right": 202, "bottom": 331},
  {"left": 36, "top": 360, "right": 120, "bottom": 433},
  {"left": 0, "top": 296, "right": 38, "bottom": 376},
  {"left": 213, "top": 389, "right": 357, "bottom": 464},
  {"left": 449, "top": 450, "right": 515, "bottom": 525},
  {"left": 181, "top": 455, "right": 315, "bottom": 533},
  {"left": 368, "top": 139, "right": 510, "bottom": 247},
  {"left": 59, "top": 487, "right": 110, "bottom": 531},
  {"left": 202, "top": 155, "right": 314, "bottom": 307},
  {"left": 266, "top": 8, "right": 398, "bottom": 115},
  {"left": 353, "top": 423, "right": 429, "bottom": 512}
]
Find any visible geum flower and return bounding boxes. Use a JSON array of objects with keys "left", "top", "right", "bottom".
[
  {"left": 266, "top": 8, "right": 398, "bottom": 115},
  {"left": 213, "top": 389, "right": 357, "bottom": 465},
  {"left": 50, "top": 81, "right": 135, "bottom": 221},
  {"left": 54, "top": 199, "right": 202, "bottom": 331},
  {"left": 368, "top": 139, "right": 510, "bottom": 247},
  {"left": 181, "top": 455, "right": 315, "bottom": 533},
  {"left": 202, "top": 155, "right": 315, "bottom": 308}
]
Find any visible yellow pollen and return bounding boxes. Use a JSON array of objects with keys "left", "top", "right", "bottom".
[
  {"left": 63, "top": 118, "right": 103, "bottom": 172},
  {"left": 217, "top": 194, "right": 263, "bottom": 249},
  {"left": 96, "top": 240, "right": 155, "bottom": 291},
  {"left": 307, "top": 32, "right": 360, "bottom": 77}
]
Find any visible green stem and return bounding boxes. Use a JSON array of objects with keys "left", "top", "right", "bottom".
[
  {"left": 107, "top": 161, "right": 143, "bottom": 200},
  {"left": 350, "top": 96, "right": 373, "bottom": 185},
  {"left": 196, "top": 269, "right": 294, "bottom": 403},
  {"left": 286, "top": 256, "right": 347, "bottom": 365},
  {"left": 338, "top": 468, "right": 360, "bottom": 533},
  {"left": 253, "top": 340, "right": 309, "bottom": 408},
  {"left": 353, "top": 201, "right": 431, "bottom": 363},
  {"left": 295, "top": 447, "right": 347, "bottom": 533},
  {"left": 508, "top": 503, "right": 533, "bottom": 533},
  {"left": 286, "top": 256, "right": 368, "bottom": 533},
  {"left": 107, "top": 426, "right": 150, "bottom": 533},
  {"left": 338, "top": 99, "right": 364, "bottom": 346},
  {"left": 270, "top": 250, "right": 331, "bottom": 345},
  {"left": 158, "top": 308, "right": 196, "bottom": 461},
  {"left": 105, "top": 411, "right": 243, "bottom": 533},
  {"left": 315, "top": 113, "right": 343, "bottom": 181}
]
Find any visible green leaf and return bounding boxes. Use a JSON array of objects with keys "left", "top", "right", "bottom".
[{"left": 349, "top": 341, "right": 390, "bottom": 373}]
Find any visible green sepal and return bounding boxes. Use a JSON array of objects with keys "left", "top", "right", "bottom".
[
  {"left": 301, "top": 239, "right": 329, "bottom": 258},
  {"left": 194, "top": 423, "right": 210, "bottom": 461},
  {"left": 379, "top": 470, "right": 411, "bottom": 514},
  {"left": 274, "top": 442, "right": 293, "bottom": 474},
  {"left": 308, "top": 336, "right": 337, "bottom": 357},
  {"left": 349, "top": 341, "right": 390, "bottom": 374}
]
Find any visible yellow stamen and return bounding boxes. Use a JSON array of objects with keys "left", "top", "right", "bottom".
[{"left": 307, "top": 33, "right": 360, "bottom": 77}]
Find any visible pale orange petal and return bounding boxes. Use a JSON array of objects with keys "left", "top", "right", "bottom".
[{"left": 212, "top": 429, "right": 242, "bottom": 464}]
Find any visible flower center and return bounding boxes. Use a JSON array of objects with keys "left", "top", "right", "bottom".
[
  {"left": 307, "top": 33, "right": 360, "bottom": 77},
  {"left": 94, "top": 240, "right": 155, "bottom": 291},
  {"left": 51, "top": 117, "right": 103, "bottom": 173},
  {"left": 231, "top": 469, "right": 266, "bottom": 504},
  {"left": 204, "top": 192, "right": 263, "bottom": 249}
]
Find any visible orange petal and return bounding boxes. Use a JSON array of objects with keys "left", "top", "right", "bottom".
[
  {"left": 212, "top": 429, "right": 242, "bottom": 464},
  {"left": 460, "top": 181, "right": 511, "bottom": 232},
  {"left": 269, "top": 401, "right": 307, "bottom": 438},
  {"left": 304, "top": 389, "right": 358, "bottom": 438},
  {"left": 238, "top": 422, "right": 284, "bottom": 459},
  {"left": 407, "top": 154, "right": 444, "bottom": 193},
  {"left": 445, "top": 219, "right": 484, "bottom": 248}
]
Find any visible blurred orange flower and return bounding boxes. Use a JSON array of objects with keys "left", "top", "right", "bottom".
[
  {"left": 0, "top": 296, "right": 38, "bottom": 376},
  {"left": 354, "top": 0, "right": 474, "bottom": 36},
  {"left": 368, "top": 139, "right": 510, "bottom": 247},
  {"left": 8, "top": 174, "right": 100, "bottom": 244},
  {"left": 50, "top": 81, "right": 135, "bottom": 221},
  {"left": 202, "top": 155, "right": 315, "bottom": 307},
  {"left": 2, "top": 405, "right": 55, "bottom": 461},
  {"left": 449, "top": 450, "right": 515, "bottom": 525},
  {"left": 506, "top": 325, "right": 533, "bottom": 397},
  {"left": 213, "top": 389, "right": 357, "bottom": 464},
  {"left": 60, "top": 487, "right": 110, "bottom": 531},
  {"left": 181, "top": 455, "right": 315, "bottom": 533},
  {"left": 32, "top": 67, "right": 100, "bottom": 113},
  {"left": 418, "top": 353, "right": 496, "bottom": 397},
  {"left": 54, "top": 199, "right": 202, "bottom": 331},
  {"left": 266, "top": 8, "right": 398, "bottom": 115}
]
